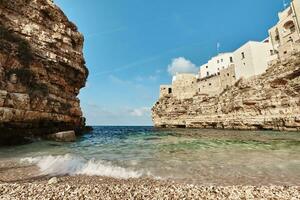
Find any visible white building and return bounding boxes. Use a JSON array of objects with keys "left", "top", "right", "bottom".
[
  {"left": 199, "top": 52, "right": 234, "bottom": 78},
  {"left": 158, "top": 0, "right": 300, "bottom": 100},
  {"left": 233, "top": 40, "right": 276, "bottom": 79},
  {"left": 269, "top": 0, "right": 300, "bottom": 59}
]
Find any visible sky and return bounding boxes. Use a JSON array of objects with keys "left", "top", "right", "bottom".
[{"left": 54, "top": 0, "right": 290, "bottom": 126}]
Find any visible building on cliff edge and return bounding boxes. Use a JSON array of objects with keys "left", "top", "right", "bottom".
[
  {"left": 159, "top": 0, "right": 300, "bottom": 100},
  {"left": 269, "top": 0, "right": 300, "bottom": 59}
]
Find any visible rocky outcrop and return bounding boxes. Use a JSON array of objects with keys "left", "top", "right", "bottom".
[
  {"left": 0, "top": 0, "right": 88, "bottom": 144},
  {"left": 152, "top": 52, "right": 300, "bottom": 131}
]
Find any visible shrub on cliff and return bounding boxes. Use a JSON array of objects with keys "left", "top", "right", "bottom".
[
  {"left": 29, "top": 83, "right": 49, "bottom": 98},
  {"left": 6, "top": 68, "right": 49, "bottom": 98},
  {"left": 6, "top": 68, "right": 34, "bottom": 85},
  {"left": 17, "top": 40, "right": 33, "bottom": 67},
  {"left": 0, "top": 0, "right": 5, "bottom": 6},
  {"left": 1, "top": 24, "right": 49, "bottom": 98},
  {"left": 0, "top": 25, "right": 33, "bottom": 67}
]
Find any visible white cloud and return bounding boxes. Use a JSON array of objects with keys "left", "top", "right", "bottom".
[
  {"left": 155, "top": 69, "right": 162, "bottom": 74},
  {"left": 148, "top": 75, "right": 158, "bottom": 81},
  {"left": 109, "top": 75, "right": 131, "bottom": 85},
  {"left": 167, "top": 57, "right": 198, "bottom": 76},
  {"left": 129, "top": 107, "right": 150, "bottom": 117},
  {"left": 82, "top": 103, "right": 152, "bottom": 125}
]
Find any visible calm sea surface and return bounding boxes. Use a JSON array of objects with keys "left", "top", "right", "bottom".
[{"left": 0, "top": 126, "right": 299, "bottom": 185}]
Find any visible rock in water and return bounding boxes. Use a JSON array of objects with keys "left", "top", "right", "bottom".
[
  {"left": 0, "top": 0, "right": 89, "bottom": 144},
  {"left": 49, "top": 130, "right": 76, "bottom": 142}
]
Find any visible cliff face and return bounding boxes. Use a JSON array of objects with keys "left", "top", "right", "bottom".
[
  {"left": 0, "top": 0, "right": 88, "bottom": 142},
  {"left": 152, "top": 52, "right": 300, "bottom": 131}
]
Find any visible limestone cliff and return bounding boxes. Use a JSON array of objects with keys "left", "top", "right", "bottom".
[
  {"left": 0, "top": 0, "right": 88, "bottom": 143},
  {"left": 152, "top": 52, "right": 300, "bottom": 131}
]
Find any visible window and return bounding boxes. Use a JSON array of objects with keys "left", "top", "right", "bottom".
[
  {"left": 270, "top": 50, "right": 274, "bottom": 55},
  {"left": 241, "top": 52, "right": 245, "bottom": 59},
  {"left": 283, "top": 20, "right": 296, "bottom": 33},
  {"left": 206, "top": 72, "right": 209, "bottom": 76},
  {"left": 227, "top": 73, "right": 230, "bottom": 76},
  {"left": 290, "top": 25, "right": 296, "bottom": 33},
  {"left": 168, "top": 88, "right": 172, "bottom": 94},
  {"left": 209, "top": 83, "right": 212, "bottom": 86},
  {"left": 217, "top": 60, "right": 219, "bottom": 63},
  {"left": 230, "top": 57, "right": 233, "bottom": 63},
  {"left": 217, "top": 68, "right": 220, "bottom": 71},
  {"left": 221, "top": 59, "right": 223, "bottom": 62},
  {"left": 206, "top": 66, "right": 208, "bottom": 68},
  {"left": 275, "top": 28, "right": 280, "bottom": 41}
]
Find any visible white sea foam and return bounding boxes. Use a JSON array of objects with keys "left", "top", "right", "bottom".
[{"left": 20, "top": 154, "right": 142, "bottom": 179}]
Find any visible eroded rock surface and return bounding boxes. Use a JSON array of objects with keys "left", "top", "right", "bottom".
[
  {"left": 0, "top": 0, "right": 88, "bottom": 143},
  {"left": 152, "top": 52, "right": 300, "bottom": 131},
  {"left": 49, "top": 130, "right": 76, "bottom": 142}
]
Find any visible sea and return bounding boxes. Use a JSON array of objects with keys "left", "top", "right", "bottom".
[{"left": 0, "top": 126, "right": 299, "bottom": 185}]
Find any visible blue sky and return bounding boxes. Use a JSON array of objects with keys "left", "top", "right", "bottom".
[{"left": 54, "top": 0, "right": 290, "bottom": 126}]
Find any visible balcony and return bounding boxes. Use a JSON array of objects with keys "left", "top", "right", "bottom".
[{"left": 283, "top": 20, "right": 296, "bottom": 37}]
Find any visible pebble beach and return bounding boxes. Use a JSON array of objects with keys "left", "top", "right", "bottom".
[
  {"left": 0, "top": 159, "right": 299, "bottom": 199},
  {"left": 1, "top": 176, "right": 300, "bottom": 200}
]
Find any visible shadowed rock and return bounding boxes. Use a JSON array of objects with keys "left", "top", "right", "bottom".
[{"left": 0, "top": 0, "right": 89, "bottom": 144}]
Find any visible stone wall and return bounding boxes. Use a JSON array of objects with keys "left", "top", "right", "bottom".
[
  {"left": 219, "top": 64, "right": 236, "bottom": 89},
  {"left": 160, "top": 85, "right": 172, "bottom": 98},
  {"left": 197, "top": 74, "right": 222, "bottom": 96},
  {"left": 152, "top": 51, "right": 300, "bottom": 131},
  {"left": 172, "top": 74, "right": 197, "bottom": 100},
  {"left": 197, "top": 64, "right": 237, "bottom": 96},
  {"left": 0, "top": 0, "right": 88, "bottom": 143}
]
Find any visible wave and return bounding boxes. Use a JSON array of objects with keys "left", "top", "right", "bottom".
[{"left": 20, "top": 154, "right": 142, "bottom": 179}]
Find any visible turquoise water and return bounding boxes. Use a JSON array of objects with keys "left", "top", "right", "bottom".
[{"left": 0, "top": 126, "right": 300, "bottom": 185}]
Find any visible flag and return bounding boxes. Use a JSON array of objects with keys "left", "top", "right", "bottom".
[{"left": 217, "top": 42, "right": 220, "bottom": 53}]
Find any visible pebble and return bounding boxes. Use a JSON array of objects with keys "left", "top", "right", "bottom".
[{"left": 47, "top": 177, "right": 58, "bottom": 185}]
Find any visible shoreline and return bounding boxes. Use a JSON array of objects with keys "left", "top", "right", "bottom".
[
  {"left": 0, "top": 162, "right": 299, "bottom": 199},
  {"left": 1, "top": 128, "right": 299, "bottom": 199},
  {"left": 153, "top": 126, "right": 300, "bottom": 132},
  {"left": 1, "top": 176, "right": 299, "bottom": 199}
]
